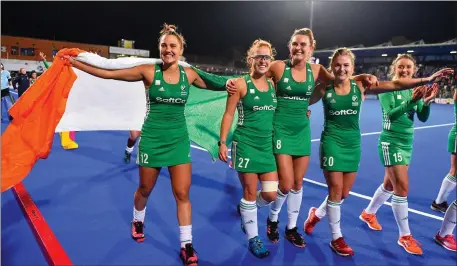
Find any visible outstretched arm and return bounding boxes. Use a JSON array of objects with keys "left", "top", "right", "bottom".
[
  {"left": 188, "top": 67, "right": 233, "bottom": 91},
  {"left": 66, "top": 56, "right": 146, "bottom": 82},
  {"left": 364, "top": 68, "right": 453, "bottom": 94}
]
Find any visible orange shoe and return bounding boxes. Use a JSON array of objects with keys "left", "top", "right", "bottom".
[
  {"left": 359, "top": 209, "right": 382, "bottom": 231},
  {"left": 398, "top": 235, "right": 423, "bottom": 255},
  {"left": 304, "top": 207, "right": 321, "bottom": 235},
  {"left": 330, "top": 237, "right": 354, "bottom": 256}
]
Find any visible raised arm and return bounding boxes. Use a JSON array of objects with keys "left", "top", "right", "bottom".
[
  {"left": 39, "top": 52, "right": 50, "bottom": 69},
  {"left": 66, "top": 56, "right": 146, "bottom": 82},
  {"left": 218, "top": 78, "right": 244, "bottom": 162},
  {"left": 313, "top": 64, "right": 378, "bottom": 88}
]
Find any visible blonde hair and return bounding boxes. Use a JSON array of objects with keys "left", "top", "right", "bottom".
[
  {"left": 389, "top": 53, "right": 417, "bottom": 79},
  {"left": 288, "top": 28, "right": 316, "bottom": 49},
  {"left": 246, "top": 39, "right": 276, "bottom": 71},
  {"left": 329, "top": 48, "right": 356, "bottom": 70},
  {"left": 159, "top": 23, "right": 186, "bottom": 49}
]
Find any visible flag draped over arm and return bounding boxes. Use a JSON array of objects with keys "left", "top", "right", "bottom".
[{"left": 1, "top": 49, "right": 236, "bottom": 192}]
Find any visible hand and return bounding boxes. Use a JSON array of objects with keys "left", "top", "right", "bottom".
[
  {"left": 62, "top": 55, "right": 75, "bottom": 65},
  {"left": 361, "top": 74, "right": 379, "bottom": 89},
  {"left": 411, "top": 86, "right": 427, "bottom": 101},
  {"left": 218, "top": 144, "right": 229, "bottom": 162},
  {"left": 39, "top": 52, "right": 46, "bottom": 60},
  {"left": 306, "top": 110, "right": 311, "bottom": 118},
  {"left": 423, "top": 83, "right": 439, "bottom": 104},
  {"left": 428, "top": 68, "right": 454, "bottom": 83},
  {"left": 226, "top": 79, "right": 237, "bottom": 95}
]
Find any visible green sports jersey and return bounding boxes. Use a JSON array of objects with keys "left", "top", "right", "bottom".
[
  {"left": 138, "top": 64, "right": 191, "bottom": 167},
  {"left": 234, "top": 75, "right": 277, "bottom": 140},
  {"left": 232, "top": 75, "right": 277, "bottom": 173},
  {"left": 322, "top": 80, "right": 362, "bottom": 138},
  {"left": 319, "top": 80, "right": 362, "bottom": 172},
  {"left": 272, "top": 61, "right": 314, "bottom": 155},
  {"left": 379, "top": 89, "right": 429, "bottom": 146}
]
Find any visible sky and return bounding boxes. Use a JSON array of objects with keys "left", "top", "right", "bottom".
[{"left": 2, "top": 1, "right": 456, "bottom": 61}]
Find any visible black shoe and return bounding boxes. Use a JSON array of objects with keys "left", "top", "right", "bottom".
[
  {"left": 284, "top": 226, "right": 306, "bottom": 248},
  {"left": 431, "top": 200, "right": 449, "bottom": 213},
  {"left": 266, "top": 218, "right": 279, "bottom": 243},
  {"left": 124, "top": 151, "right": 131, "bottom": 164}
]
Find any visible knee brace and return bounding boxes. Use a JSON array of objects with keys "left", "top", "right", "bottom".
[{"left": 261, "top": 181, "right": 279, "bottom": 193}]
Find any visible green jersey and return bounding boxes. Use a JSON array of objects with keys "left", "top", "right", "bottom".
[
  {"left": 320, "top": 80, "right": 362, "bottom": 172},
  {"left": 379, "top": 89, "right": 429, "bottom": 146},
  {"left": 272, "top": 61, "right": 314, "bottom": 155},
  {"left": 232, "top": 75, "right": 277, "bottom": 173},
  {"left": 138, "top": 64, "right": 191, "bottom": 167}
]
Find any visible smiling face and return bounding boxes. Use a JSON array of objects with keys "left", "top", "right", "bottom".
[
  {"left": 289, "top": 34, "right": 314, "bottom": 63},
  {"left": 393, "top": 57, "right": 416, "bottom": 80},
  {"left": 331, "top": 55, "right": 354, "bottom": 82},
  {"left": 159, "top": 34, "right": 183, "bottom": 65},
  {"left": 249, "top": 46, "right": 273, "bottom": 75}
]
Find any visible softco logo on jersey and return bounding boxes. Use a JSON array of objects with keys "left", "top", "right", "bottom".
[
  {"left": 282, "top": 96, "right": 308, "bottom": 101},
  {"left": 329, "top": 109, "right": 358, "bottom": 116},
  {"left": 155, "top": 97, "right": 187, "bottom": 104},
  {"left": 253, "top": 105, "right": 276, "bottom": 111}
]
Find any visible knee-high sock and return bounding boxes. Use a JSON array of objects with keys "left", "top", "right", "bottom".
[
  {"left": 287, "top": 188, "right": 303, "bottom": 229},
  {"left": 439, "top": 200, "right": 457, "bottom": 237},
  {"left": 240, "top": 198, "right": 258, "bottom": 240}
]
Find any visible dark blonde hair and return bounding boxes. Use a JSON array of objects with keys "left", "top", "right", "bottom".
[
  {"left": 389, "top": 53, "right": 417, "bottom": 79},
  {"left": 158, "top": 23, "right": 186, "bottom": 49},
  {"left": 329, "top": 48, "right": 356, "bottom": 70},
  {"left": 246, "top": 39, "right": 277, "bottom": 71},
  {"left": 288, "top": 28, "right": 316, "bottom": 49}
]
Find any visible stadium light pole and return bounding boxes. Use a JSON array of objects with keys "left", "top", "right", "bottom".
[{"left": 310, "top": 1, "right": 314, "bottom": 30}]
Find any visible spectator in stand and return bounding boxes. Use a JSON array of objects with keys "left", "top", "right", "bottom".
[{"left": 13, "top": 68, "right": 30, "bottom": 98}]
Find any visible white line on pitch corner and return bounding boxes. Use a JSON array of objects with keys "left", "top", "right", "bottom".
[{"left": 303, "top": 177, "right": 444, "bottom": 221}]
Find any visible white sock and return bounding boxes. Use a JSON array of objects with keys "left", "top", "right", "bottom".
[
  {"left": 439, "top": 200, "right": 457, "bottom": 237},
  {"left": 240, "top": 198, "right": 258, "bottom": 240},
  {"left": 179, "top": 225, "right": 192, "bottom": 248},
  {"left": 366, "top": 184, "right": 393, "bottom": 214},
  {"left": 133, "top": 207, "right": 146, "bottom": 222},
  {"left": 327, "top": 199, "right": 343, "bottom": 240},
  {"left": 287, "top": 188, "right": 303, "bottom": 229},
  {"left": 126, "top": 146, "right": 134, "bottom": 153},
  {"left": 256, "top": 190, "right": 271, "bottom": 208},
  {"left": 269, "top": 189, "right": 288, "bottom": 222},
  {"left": 391, "top": 195, "right": 411, "bottom": 237},
  {"left": 435, "top": 174, "right": 456, "bottom": 204},
  {"left": 315, "top": 196, "right": 328, "bottom": 219}
]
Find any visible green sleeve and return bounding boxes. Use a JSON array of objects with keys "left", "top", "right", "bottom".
[
  {"left": 191, "top": 67, "right": 232, "bottom": 91},
  {"left": 415, "top": 100, "right": 430, "bottom": 122},
  {"left": 43, "top": 60, "right": 50, "bottom": 69},
  {"left": 379, "top": 93, "right": 418, "bottom": 120}
]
